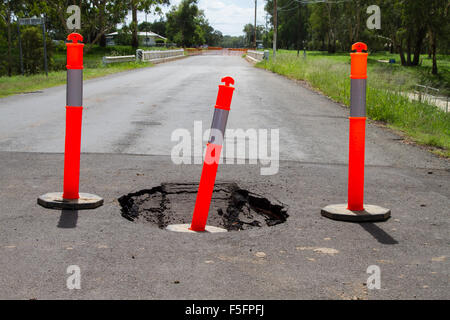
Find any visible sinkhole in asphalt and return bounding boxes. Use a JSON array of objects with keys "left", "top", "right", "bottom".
[{"left": 118, "top": 183, "right": 288, "bottom": 231}]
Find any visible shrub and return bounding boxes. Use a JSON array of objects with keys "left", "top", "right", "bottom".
[{"left": 21, "top": 26, "right": 53, "bottom": 75}]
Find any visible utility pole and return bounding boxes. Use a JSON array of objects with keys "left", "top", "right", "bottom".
[
  {"left": 42, "top": 17, "right": 48, "bottom": 77},
  {"left": 297, "top": 4, "right": 301, "bottom": 57},
  {"left": 254, "top": 0, "right": 257, "bottom": 49},
  {"left": 273, "top": 0, "right": 277, "bottom": 60},
  {"left": 17, "top": 23, "right": 23, "bottom": 75}
]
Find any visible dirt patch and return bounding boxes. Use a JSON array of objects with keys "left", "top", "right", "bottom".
[{"left": 118, "top": 183, "right": 288, "bottom": 231}]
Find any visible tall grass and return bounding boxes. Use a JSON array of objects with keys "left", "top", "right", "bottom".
[{"left": 257, "top": 51, "right": 450, "bottom": 156}]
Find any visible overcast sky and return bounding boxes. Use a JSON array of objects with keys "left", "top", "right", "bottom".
[{"left": 125, "top": 0, "right": 267, "bottom": 37}]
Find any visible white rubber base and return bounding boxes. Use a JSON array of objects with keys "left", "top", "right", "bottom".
[
  {"left": 38, "top": 192, "right": 103, "bottom": 210},
  {"left": 321, "top": 204, "right": 391, "bottom": 222},
  {"left": 166, "top": 224, "right": 227, "bottom": 233}
]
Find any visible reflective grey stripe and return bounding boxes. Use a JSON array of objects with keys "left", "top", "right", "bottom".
[
  {"left": 67, "top": 69, "right": 83, "bottom": 106},
  {"left": 209, "top": 108, "right": 229, "bottom": 145},
  {"left": 350, "top": 78, "right": 366, "bottom": 117}
]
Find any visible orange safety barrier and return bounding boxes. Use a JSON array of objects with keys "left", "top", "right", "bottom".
[
  {"left": 350, "top": 42, "right": 368, "bottom": 80},
  {"left": 190, "top": 77, "right": 235, "bottom": 232},
  {"left": 347, "top": 42, "right": 368, "bottom": 211},
  {"left": 37, "top": 33, "right": 103, "bottom": 210},
  {"left": 320, "top": 42, "right": 390, "bottom": 222}
]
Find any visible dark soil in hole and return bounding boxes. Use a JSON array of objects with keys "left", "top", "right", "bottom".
[{"left": 118, "top": 183, "right": 288, "bottom": 231}]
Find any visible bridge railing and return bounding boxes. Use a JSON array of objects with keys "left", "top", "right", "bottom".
[
  {"left": 246, "top": 50, "right": 265, "bottom": 62},
  {"left": 102, "top": 55, "right": 136, "bottom": 65},
  {"left": 137, "top": 49, "right": 185, "bottom": 63}
]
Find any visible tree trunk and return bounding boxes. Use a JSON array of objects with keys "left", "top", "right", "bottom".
[
  {"left": 412, "top": 28, "right": 425, "bottom": 66},
  {"left": 85, "top": 30, "right": 106, "bottom": 54},
  {"left": 297, "top": 6, "right": 301, "bottom": 57},
  {"left": 428, "top": 32, "right": 432, "bottom": 58},
  {"left": 391, "top": 32, "right": 398, "bottom": 54},
  {"left": 99, "top": 1, "right": 106, "bottom": 47},
  {"left": 431, "top": 31, "right": 438, "bottom": 75},
  {"left": 406, "top": 36, "right": 412, "bottom": 65},
  {"left": 348, "top": 20, "right": 353, "bottom": 47},
  {"left": 327, "top": 33, "right": 330, "bottom": 53},
  {"left": 327, "top": 4, "right": 335, "bottom": 54},
  {"left": 398, "top": 39, "right": 406, "bottom": 66},
  {"left": 131, "top": 2, "right": 139, "bottom": 49},
  {"left": 6, "top": 8, "right": 12, "bottom": 77},
  {"left": 53, "top": 1, "right": 70, "bottom": 34},
  {"left": 99, "top": 34, "right": 106, "bottom": 47},
  {"left": 355, "top": 3, "right": 361, "bottom": 41}
]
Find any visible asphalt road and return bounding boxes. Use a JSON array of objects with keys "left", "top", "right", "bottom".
[
  {"left": 0, "top": 55, "right": 445, "bottom": 168},
  {"left": 0, "top": 56, "right": 448, "bottom": 300}
]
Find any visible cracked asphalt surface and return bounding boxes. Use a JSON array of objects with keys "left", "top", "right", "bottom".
[{"left": 0, "top": 56, "right": 448, "bottom": 299}]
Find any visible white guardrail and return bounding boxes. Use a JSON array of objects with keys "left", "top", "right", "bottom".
[
  {"left": 137, "top": 49, "right": 185, "bottom": 63},
  {"left": 246, "top": 50, "right": 269, "bottom": 62},
  {"left": 102, "top": 55, "right": 135, "bottom": 65},
  {"left": 102, "top": 49, "right": 185, "bottom": 65},
  {"left": 412, "top": 84, "right": 449, "bottom": 113}
]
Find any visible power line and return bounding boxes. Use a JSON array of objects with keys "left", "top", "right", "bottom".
[
  {"left": 293, "top": 0, "right": 354, "bottom": 4},
  {"left": 277, "top": 0, "right": 298, "bottom": 10},
  {"left": 278, "top": 5, "right": 301, "bottom": 12},
  {"left": 281, "top": 0, "right": 353, "bottom": 8},
  {"left": 276, "top": 0, "right": 354, "bottom": 13},
  {"left": 273, "top": 0, "right": 277, "bottom": 59},
  {"left": 254, "top": 0, "right": 257, "bottom": 48}
]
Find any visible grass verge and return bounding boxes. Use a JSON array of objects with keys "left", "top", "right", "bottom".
[
  {"left": 256, "top": 50, "right": 450, "bottom": 157},
  {"left": 0, "top": 61, "right": 152, "bottom": 98}
]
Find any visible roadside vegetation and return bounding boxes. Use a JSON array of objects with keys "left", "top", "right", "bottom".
[
  {"left": 257, "top": 51, "right": 450, "bottom": 157},
  {"left": 0, "top": 44, "right": 153, "bottom": 98},
  {"left": 0, "top": 0, "right": 210, "bottom": 98}
]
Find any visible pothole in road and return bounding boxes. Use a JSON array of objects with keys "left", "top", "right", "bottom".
[{"left": 118, "top": 183, "right": 288, "bottom": 231}]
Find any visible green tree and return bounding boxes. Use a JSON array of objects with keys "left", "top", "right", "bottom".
[
  {"left": 41, "top": 0, "right": 128, "bottom": 50},
  {"left": 396, "top": 0, "right": 429, "bottom": 66},
  {"left": 139, "top": 18, "right": 167, "bottom": 37},
  {"left": 265, "top": 0, "right": 309, "bottom": 50},
  {"left": 426, "top": 0, "right": 449, "bottom": 74},
  {"left": 206, "top": 30, "right": 223, "bottom": 47},
  {"left": 21, "top": 25, "right": 53, "bottom": 74},
  {"left": 166, "top": 0, "right": 205, "bottom": 47},
  {"left": 372, "top": 0, "right": 403, "bottom": 54},
  {"left": 0, "top": 0, "right": 26, "bottom": 76},
  {"left": 128, "top": 0, "right": 169, "bottom": 49},
  {"left": 340, "top": 0, "right": 372, "bottom": 50},
  {"left": 198, "top": 14, "right": 221, "bottom": 46},
  {"left": 117, "top": 24, "right": 132, "bottom": 45},
  {"left": 220, "top": 35, "right": 245, "bottom": 48},
  {"left": 243, "top": 23, "right": 264, "bottom": 48},
  {"left": 309, "top": 2, "right": 328, "bottom": 51},
  {"left": 87, "top": 0, "right": 128, "bottom": 49}
]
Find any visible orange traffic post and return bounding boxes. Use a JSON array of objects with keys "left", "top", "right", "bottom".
[
  {"left": 321, "top": 43, "right": 390, "bottom": 222},
  {"left": 166, "top": 77, "right": 235, "bottom": 233},
  {"left": 37, "top": 33, "right": 103, "bottom": 210},
  {"left": 348, "top": 42, "right": 368, "bottom": 211}
]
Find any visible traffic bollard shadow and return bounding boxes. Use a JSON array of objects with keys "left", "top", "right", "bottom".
[
  {"left": 57, "top": 210, "right": 78, "bottom": 229},
  {"left": 360, "top": 223, "right": 398, "bottom": 245}
]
